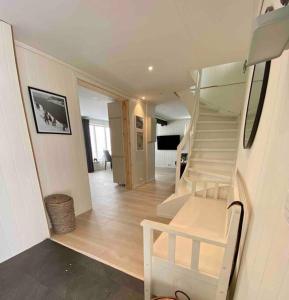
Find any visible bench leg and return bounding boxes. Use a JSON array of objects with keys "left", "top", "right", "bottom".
[{"left": 143, "top": 227, "right": 153, "bottom": 300}]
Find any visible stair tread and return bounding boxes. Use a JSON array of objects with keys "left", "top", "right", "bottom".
[
  {"left": 184, "top": 177, "right": 231, "bottom": 184},
  {"left": 191, "top": 158, "right": 235, "bottom": 164},
  {"left": 184, "top": 171, "right": 231, "bottom": 182},
  {"left": 197, "top": 120, "right": 238, "bottom": 124},
  {"left": 187, "top": 170, "right": 232, "bottom": 179},
  {"left": 188, "top": 167, "right": 232, "bottom": 175},
  {"left": 199, "top": 113, "right": 237, "bottom": 117},
  {"left": 196, "top": 129, "right": 238, "bottom": 132},
  {"left": 192, "top": 148, "right": 236, "bottom": 152},
  {"left": 194, "top": 138, "right": 237, "bottom": 142}
]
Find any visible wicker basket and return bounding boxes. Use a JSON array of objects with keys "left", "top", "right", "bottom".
[{"left": 45, "top": 194, "right": 76, "bottom": 234}]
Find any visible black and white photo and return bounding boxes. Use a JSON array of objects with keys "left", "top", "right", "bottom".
[{"left": 28, "top": 87, "right": 71, "bottom": 134}]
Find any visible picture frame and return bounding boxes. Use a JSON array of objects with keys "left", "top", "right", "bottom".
[
  {"left": 28, "top": 87, "right": 72, "bottom": 135},
  {"left": 135, "top": 115, "right": 144, "bottom": 130},
  {"left": 136, "top": 132, "right": 144, "bottom": 151}
]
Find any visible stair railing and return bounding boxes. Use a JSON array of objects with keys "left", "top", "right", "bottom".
[{"left": 175, "top": 70, "right": 202, "bottom": 194}]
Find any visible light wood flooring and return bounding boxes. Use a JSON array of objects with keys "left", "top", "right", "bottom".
[{"left": 52, "top": 168, "right": 175, "bottom": 279}]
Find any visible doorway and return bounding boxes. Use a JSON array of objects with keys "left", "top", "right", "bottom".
[{"left": 78, "top": 85, "right": 115, "bottom": 192}]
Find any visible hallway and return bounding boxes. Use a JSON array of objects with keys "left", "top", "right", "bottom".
[{"left": 52, "top": 169, "right": 174, "bottom": 279}]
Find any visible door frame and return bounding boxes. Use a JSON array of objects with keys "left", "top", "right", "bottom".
[{"left": 77, "top": 79, "right": 132, "bottom": 190}]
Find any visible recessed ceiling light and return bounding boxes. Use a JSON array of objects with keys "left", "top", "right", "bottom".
[
  {"left": 148, "top": 65, "right": 154, "bottom": 72},
  {"left": 141, "top": 96, "right": 146, "bottom": 100}
]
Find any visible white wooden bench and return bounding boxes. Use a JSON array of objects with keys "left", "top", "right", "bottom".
[{"left": 141, "top": 171, "right": 249, "bottom": 300}]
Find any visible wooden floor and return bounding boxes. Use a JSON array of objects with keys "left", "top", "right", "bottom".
[{"left": 52, "top": 168, "right": 175, "bottom": 279}]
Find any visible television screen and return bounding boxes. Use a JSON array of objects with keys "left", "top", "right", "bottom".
[{"left": 157, "top": 135, "right": 180, "bottom": 150}]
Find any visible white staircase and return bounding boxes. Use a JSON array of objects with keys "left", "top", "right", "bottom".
[
  {"left": 184, "top": 105, "right": 238, "bottom": 185},
  {"left": 157, "top": 71, "right": 240, "bottom": 218}
]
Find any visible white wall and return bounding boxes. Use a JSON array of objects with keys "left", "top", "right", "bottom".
[
  {"left": 155, "top": 119, "right": 189, "bottom": 168},
  {"left": 16, "top": 44, "right": 92, "bottom": 216},
  {"left": 234, "top": 2, "right": 289, "bottom": 299},
  {"left": 0, "top": 22, "right": 49, "bottom": 262}
]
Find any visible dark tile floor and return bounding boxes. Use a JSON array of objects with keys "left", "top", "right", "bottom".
[{"left": 0, "top": 239, "right": 144, "bottom": 300}]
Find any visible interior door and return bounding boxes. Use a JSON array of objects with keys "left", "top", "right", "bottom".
[{"left": 108, "top": 102, "right": 125, "bottom": 185}]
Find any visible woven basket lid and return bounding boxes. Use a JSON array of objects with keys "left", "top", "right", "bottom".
[{"left": 44, "top": 194, "right": 72, "bottom": 205}]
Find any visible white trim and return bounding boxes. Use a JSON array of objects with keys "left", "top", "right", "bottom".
[{"left": 15, "top": 41, "right": 131, "bottom": 100}]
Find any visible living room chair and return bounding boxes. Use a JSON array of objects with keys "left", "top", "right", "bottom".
[{"left": 103, "top": 150, "right": 112, "bottom": 170}]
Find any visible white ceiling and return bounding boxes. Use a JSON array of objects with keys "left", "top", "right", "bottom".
[
  {"left": 155, "top": 100, "right": 190, "bottom": 120},
  {"left": 78, "top": 86, "right": 113, "bottom": 121},
  {"left": 0, "top": 0, "right": 257, "bottom": 103}
]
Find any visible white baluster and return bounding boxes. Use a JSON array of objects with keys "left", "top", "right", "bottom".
[
  {"left": 143, "top": 227, "right": 153, "bottom": 300},
  {"left": 214, "top": 182, "right": 219, "bottom": 199},
  {"left": 191, "top": 240, "right": 200, "bottom": 270},
  {"left": 168, "top": 233, "right": 176, "bottom": 263},
  {"left": 203, "top": 181, "right": 207, "bottom": 198}
]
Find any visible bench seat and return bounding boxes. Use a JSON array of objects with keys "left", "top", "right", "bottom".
[{"left": 153, "top": 196, "right": 227, "bottom": 277}]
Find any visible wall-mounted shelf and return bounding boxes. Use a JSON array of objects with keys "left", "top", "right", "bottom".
[{"left": 247, "top": 5, "right": 289, "bottom": 66}]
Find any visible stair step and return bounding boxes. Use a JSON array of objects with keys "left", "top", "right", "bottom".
[
  {"left": 197, "top": 121, "right": 238, "bottom": 124},
  {"left": 197, "top": 121, "right": 239, "bottom": 130},
  {"left": 191, "top": 158, "right": 235, "bottom": 164},
  {"left": 199, "top": 113, "right": 236, "bottom": 117},
  {"left": 194, "top": 138, "right": 237, "bottom": 142},
  {"left": 195, "top": 129, "right": 238, "bottom": 139},
  {"left": 192, "top": 148, "right": 236, "bottom": 152},
  {"left": 196, "top": 129, "right": 238, "bottom": 132},
  {"left": 184, "top": 171, "right": 231, "bottom": 183},
  {"left": 189, "top": 173, "right": 231, "bottom": 181},
  {"left": 188, "top": 167, "right": 232, "bottom": 176},
  {"left": 198, "top": 113, "right": 238, "bottom": 122},
  {"left": 191, "top": 150, "right": 237, "bottom": 160},
  {"left": 199, "top": 106, "right": 218, "bottom": 114},
  {"left": 195, "top": 185, "right": 232, "bottom": 200},
  {"left": 189, "top": 159, "right": 235, "bottom": 173},
  {"left": 194, "top": 144, "right": 237, "bottom": 152}
]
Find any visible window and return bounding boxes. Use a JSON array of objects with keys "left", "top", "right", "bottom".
[{"left": 89, "top": 124, "right": 111, "bottom": 161}]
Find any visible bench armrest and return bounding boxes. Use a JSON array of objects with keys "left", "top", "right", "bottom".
[{"left": 141, "top": 219, "right": 227, "bottom": 247}]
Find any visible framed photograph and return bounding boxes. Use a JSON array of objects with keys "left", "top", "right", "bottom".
[
  {"left": 135, "top": 115, "right": 144, "bottom": 130},
  {"left": 28, "top": 87, "right": 71, "bottom": 134},
  {"left": 136, "top": 132, "right": 144, "bottom": 151}
]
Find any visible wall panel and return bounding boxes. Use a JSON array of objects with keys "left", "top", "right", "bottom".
[
  {"left": 0, "top": 21, "right": 49, "bottom": 262},
  {"left": 233, "top": 1, "right": 289, "bottom": 299},
  {"left": 15, "top": 44, "right": 92, "bottom": 216}
]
